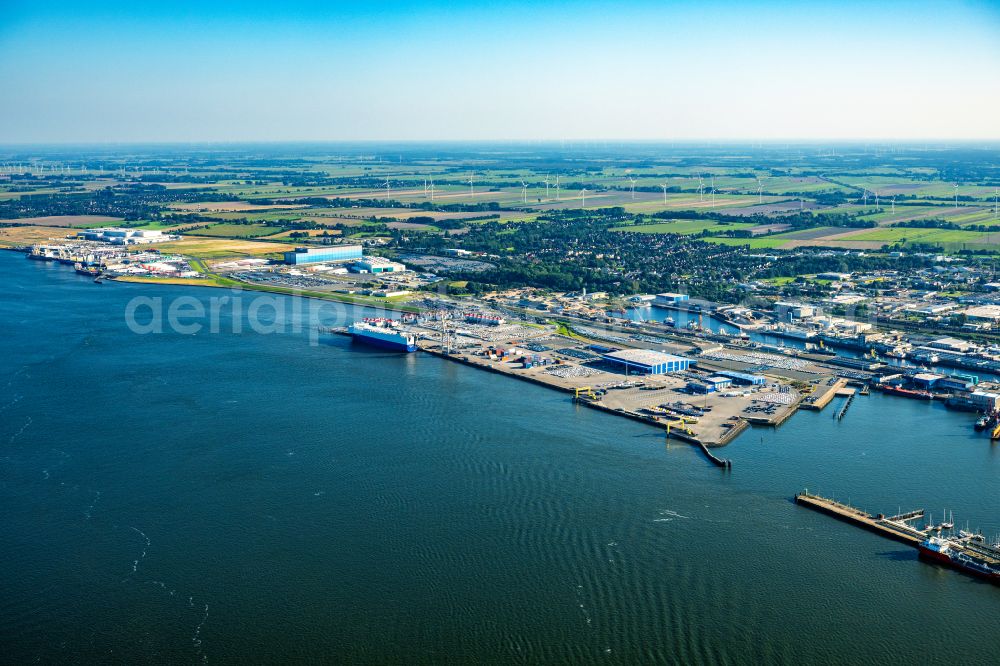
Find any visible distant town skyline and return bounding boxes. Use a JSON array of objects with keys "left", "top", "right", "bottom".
[{"left": 2, "top": 0, "right": 999, "bottom": 143}]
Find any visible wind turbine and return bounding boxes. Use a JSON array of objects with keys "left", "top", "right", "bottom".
[
  {"left": 555, "top": 175, "right": 561, "bottom": 201},
  {"left": 710, "top": 175, "right": 716, "bottom": 208},
  {"left": 429, "top": 179, "right": 435, "bottom": 201},
  {"left": 862, "top": 189, "right": 868, "bottom": 208},
  {"left": 698, "top": 175, "right": 705, "bottom": 202},
  {"left": 581, "top": 188, "right": 587, "bottom": 208},
  {"left": 521, "top": 181, "right": 528, "bottom": 204},
  {"left": 423, "top": 177, "right": 428, "bottom": 196},
  {"left": 874, "top": 190, "right": 879, "bottom": 209},
  {"left": 757, "top": 177, "right": 764, "bottom": 204},
  {"left": 994, "top": 188, "right": 998, "bottom": 220},
  {"left": 661, "top": 182, "right": 668, "bottom": 204},
  {"left": 954, "top": 184, "right": 959, "bottom": 209},
  {"left": 385, "top": 177, "right": 391, "bottom": 201},
  {"left": 628, "top": 176, "right": 637, "bottom": 200},
  {"left": 891, "top": 197, "right": 896, "bottom": 215},
  {"left": 469, "top": 174, "right": 475, "bottom": 198},
  {"left": 544, "top": 177, "right": 550, "bottom": 199}
]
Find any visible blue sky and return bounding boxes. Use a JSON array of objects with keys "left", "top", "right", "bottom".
[{"left": 1, "top": 0, "right": 998, "bottom": 143}]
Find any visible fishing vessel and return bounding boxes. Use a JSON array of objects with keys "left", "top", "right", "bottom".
[{"left": 348, "top": 318, "right": 418, "bottom": 352}]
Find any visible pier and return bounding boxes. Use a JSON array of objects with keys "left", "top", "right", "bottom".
[
  {"left": 834, "top": 388, "right": 856, "bottom": 421},
  {"left": 794, "top": 492, "right": 927, "bottom": 545},
  {"left": 800, "top": 378, "right": 848, "bottom": 411},
  {"left": 695, "top": 439, "right": 732, "bottom": 469}
]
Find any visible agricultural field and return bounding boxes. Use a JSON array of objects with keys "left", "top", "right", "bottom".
[
  {"left": 701, "top": 236, "right": 792, "bottom": 249},
  {"left": 0, "top": 225, "right": 73, "bottom": 247},
  {"left": 168, "top": 201, "right": 309, "bottom": 212},
  {"left": 765, "top": 226, "right": 842, "bottom": 240},
  {"left": 836, "top": 227, "right": 996, "bottom": 245},
  {"left": 148, "top": 237, "right": 295, "bottom": 259},
  {"left": 0, "top": 215, "right": 123, "bottom": 227},
  {"left": 836, "top": 176, "right": 997, "bottom": 199},
  {"left": 611, "top": 219, "right": 755, "bottom": 235},
  {"left": 265, "top": 229, "right": 343, "bottom": 239},
  {"left": 187, "top": 223, "right": 287, "bottom": 238}
]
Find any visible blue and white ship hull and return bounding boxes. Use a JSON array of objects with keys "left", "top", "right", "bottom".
[{"left": 348, "top": 321, "right": 418, "bottom": 352}]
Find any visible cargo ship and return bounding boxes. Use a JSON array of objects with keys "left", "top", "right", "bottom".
[
  {"left": 877, "top": 384, "right": 932, "bottom": 400},
  {"left": 918, "top": 536, "right": 1000, "bottom": 584},
  {"left": 74, "top": 262, "right": 101, "bottom": 278},
  {"left": 347, "top": 318, "right": 417, "bottom": 352}
]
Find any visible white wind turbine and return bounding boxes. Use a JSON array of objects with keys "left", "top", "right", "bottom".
[
  {"left": 862, "top": 189, "right": 868, "bottom": 208},
  {"left": 555, "top": 175, "right": 561, "bottom": 201},
  {"left": 544, "top": 177, "right": 550, "bottom": 199},
  {"left": 698, "top": 175, "right": 705, "bottom": 202},
  {"left": 581, "top": 188, "right": 587, "bottom": 208},
  {"left": 874, "top": 190, "right": 880, "bottom": 209},
  {"left": 628, "top": 176, "right": 637, "bottom": 201},
  {"left": 954, "top": 184, "right": 959, "bottom": 209},
  {"left": 757, "top": 177, "right": 764, "bottom": 204},
  {"left": 429, "top": 179, "right": 436, "bottom": 201},
  {"left": 661, "top": 182, "right": 668, "bottom": 204},
  {"left": 521, "top": 181, "right": 528, "bottom": 204},
  {"left": 891, "top": 198, "right": 896, "bottom": 214},
  {"left": 423, "top": 177, "right": 428, "bottom": 196},
  {"left": 469, "top": 174, "right": 475, "bottom": 198},
  {"left": 710, "top": 175, "right": 716, "bottom": 208},
  {"left": 385, "top": 177, "right": 391, "bottom": 201}
]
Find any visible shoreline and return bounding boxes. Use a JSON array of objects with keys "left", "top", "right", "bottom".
[{"left": 5, "top": 245, "right": 422, "bottom": 314}]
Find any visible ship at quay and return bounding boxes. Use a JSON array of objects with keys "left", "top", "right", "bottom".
[{"left": 347, "top": 318, "right": 418, "bottom": 352}]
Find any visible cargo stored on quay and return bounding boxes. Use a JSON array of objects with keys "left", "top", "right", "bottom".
[{"left": 348, "top": 318, "right": 418, "bottom": 352}]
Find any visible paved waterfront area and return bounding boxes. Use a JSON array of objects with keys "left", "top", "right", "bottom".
[{"left": 417, "top": 329, "right": 803, "bottom": 447}]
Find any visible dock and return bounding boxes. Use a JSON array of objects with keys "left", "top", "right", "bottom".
[
  {"left": 794, "top": 492, "right": 927, "bottom": 545},
  {"left": 834, "top": 389, "right": 855, "bottom": 421},
  {"left": 800, "top": 378, "right": 848, "bottom": 411}
]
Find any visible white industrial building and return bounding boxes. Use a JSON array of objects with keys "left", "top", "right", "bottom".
[
  {"left": 601, "top": 349, "right": 691, "bottom": 375},
  {"left": 78, "top": 227, "right": 177, "bottom": 245},
  {"left": 352, "top": 257, "right": 407, "bottom": 274},
  {"left": 774, "top": 302, "right": 816, "bottom": 321},
  {"left": 654, "top": 292, "right": 689, "bottom": 306}
]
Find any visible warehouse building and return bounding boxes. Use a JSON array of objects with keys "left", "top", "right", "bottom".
[
  {"left": 912, "top": 372, "right": 945, "bottom": 389},
  {"left": 77, "top": 227, "right": 177, "bottom": 245},
  {"left": 283, "top": 245, "right": 363, "bottom": 265},
  {"left": 653, "top": 292, "right": 689, "bottom": 306},
  {"left": 600, "top": 349, "right": 691, "bottom": 375},
  {"left": 970, "top": 391, "right": 1000, "bottom": 412},
  {"left": 687, "top": 376, "right": 733, "bottom": 394},
  {"left": 352, "top": 257, "right": 406, "bottom": 273},
  {"left": 774, "top": 302, "right": 816, "bottom": 321},
  {"left": 716, "top": 370, "right": 767, "bottom": 386}
]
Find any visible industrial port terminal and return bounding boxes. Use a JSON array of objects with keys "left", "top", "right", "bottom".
[
  {"left": 329, "top": 290, "right": 1000, "bottom": 472},
  {"left": 333, "top": 311, "right": 881, "bottom": 467}
]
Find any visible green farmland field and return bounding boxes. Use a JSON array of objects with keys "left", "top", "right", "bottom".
[
  {"left": 611, "top": 220, "right": 755, "bottom": 235},
  {"left": 844, "top": 227, "right": 995, "bottom": 244},
  {"left": 187, "top": 223, "right": 286, "bottom": 238}
]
